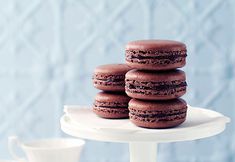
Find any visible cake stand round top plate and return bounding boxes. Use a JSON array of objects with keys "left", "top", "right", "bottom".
[{"left": 60, "top": 105, "right": 230, "bottom": 143}]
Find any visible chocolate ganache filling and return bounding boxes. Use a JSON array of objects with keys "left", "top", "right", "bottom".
[
  {"left": 94, "top": 101, "right": 128, "bottom": 108},
  {"left": 126, "top": 50, "right": 187, "bottom": 61},
  {"left": 93, "top": 74, "right": 125, "bottom": 82},
  {"left": 126, "top": 81, "right": 187, "bottom": 91},
  {"left": 127, "top": 54, "right": 187, "bottom": 61},
  {"left": 130, "top": 110, "right": 186, "bottom": 118},
  {"left": 95, "top": 78, "right": 124, "bottom": 82}
]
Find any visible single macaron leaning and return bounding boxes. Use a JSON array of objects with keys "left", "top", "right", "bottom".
[
  {"left": 93, "top": 64, "right": 132, "bottom": 91},
  {"left": 125, "top": 69, "right": 187, "bottom": 100},
  {"left": 129, "top": 98, "right": 187, "bottom": 128},
  {"left": 93, "top": 92, "right": 131, "bottom": 119},
  {"left": 125, "top": 40, "right": 187, "bottom": 70}
]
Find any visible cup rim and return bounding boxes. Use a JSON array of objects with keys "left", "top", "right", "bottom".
[{"left": 22, "top": 138, "right": 85, "bottom": 150}]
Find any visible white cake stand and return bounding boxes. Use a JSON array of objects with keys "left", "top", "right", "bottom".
[{"left": 60, "top": 105, "right": 230, "bottom": 162}]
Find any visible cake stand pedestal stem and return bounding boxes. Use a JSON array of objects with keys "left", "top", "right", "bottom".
[{"left": 129, "top": 142, "right": 157, "bottom": 162}]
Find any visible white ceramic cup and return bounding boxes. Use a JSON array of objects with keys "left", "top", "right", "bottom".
[{"left": 8, "top": 136, "right": 85, "bottom": 162}]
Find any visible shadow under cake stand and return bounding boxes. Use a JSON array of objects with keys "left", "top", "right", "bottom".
[{"left": 60, "top": 105, "right": 230, "bottom": 162}]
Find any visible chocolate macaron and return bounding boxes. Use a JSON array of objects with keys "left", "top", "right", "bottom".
[
  {"left": 125, "top": 69, "right": 187, "bottom": 100},
  {"left": 93, "top": 64, "right": 132, "bottom": 91},
  {"left": 126, "top": 40, "right": 187, "bottom": 70},
  {"left": 93, "top": 92, "right": 131, "bottom": 119},
  {"left": 129, "top": 98, "right": 187, "bottom": 128}
]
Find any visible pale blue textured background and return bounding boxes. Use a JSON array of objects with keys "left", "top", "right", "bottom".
[{"left": 0, "top": 0, "right": 235, "bottom": 161}]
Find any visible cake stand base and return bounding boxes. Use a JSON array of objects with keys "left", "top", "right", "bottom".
[{"left": 130, "top": 142, "right": 157, "bottom": 162}]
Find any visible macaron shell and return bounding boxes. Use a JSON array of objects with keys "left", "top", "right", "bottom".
[
  {"left": 126, "top": 61, "right": 185, "bottom": 71},
  {"left": 95, "top": 92, "right": 131, "bottom": 102},
  {"left": 125, "top": 69, "right": 186, "bottom": 82},
  {"left": 126, "top": 40, "right": 186, "bottom": 51},
  {"left": 93, "top": 107, "right": 129, "bottom": 119},
  {"left": 93, "top": 82, "right": 125, "bottom": 91},
  {"left": 128, "top": 98, "right": 187, "bottom": 111},
  {"left": 130, "top": 116, "right": 186, "bottom": 128},
  {"left": 125, "top": 90, "right": 186, "bottom": 100},
  {"left": 94, "top": 64, "right": 132, "bottom": 75}
]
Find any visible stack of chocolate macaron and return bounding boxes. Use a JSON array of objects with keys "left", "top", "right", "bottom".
[
  {"left": 92, "top": 64, "right": 132, "bottom": 119},
  {"left": 125, "top": 40, "right": 188, "bottom": 128},
  {"left": 92, "top": 39, "right": 188, "bottom": 129}
]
